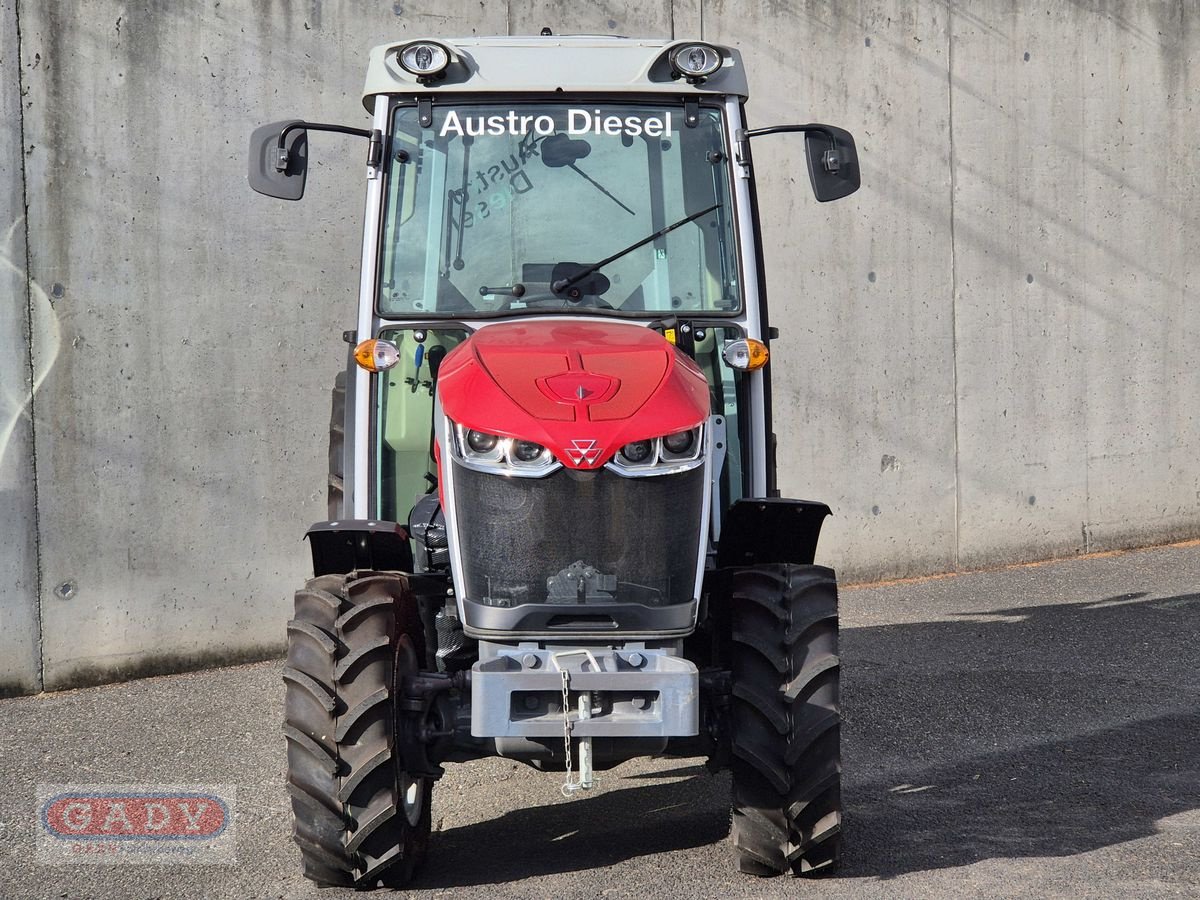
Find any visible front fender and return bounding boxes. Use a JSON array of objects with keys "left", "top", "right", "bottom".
[
  {"left": 306, "top": 519, "right": 413, "bottom": 576},
  {"left": 715, "top": 498, "right": 831, "bottom": 568}
]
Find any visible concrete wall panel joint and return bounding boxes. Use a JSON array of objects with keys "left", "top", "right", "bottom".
[
  {"left": 946, "top": 2, "right": 961, "bottom": 571},
  {"left": 11, "top": 0, "right": 44, "bottom": 693}
]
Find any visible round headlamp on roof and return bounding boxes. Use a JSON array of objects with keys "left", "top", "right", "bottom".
[
  {"left": 670, "top": 43, "right": 722, "bottom": 81},
  {"left": 398, "top": 41, "right": 450, "bottom": 79}
]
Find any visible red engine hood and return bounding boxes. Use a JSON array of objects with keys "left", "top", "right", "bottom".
[{"left": 436, "top": 320, "right": 710, "bottom": 469}]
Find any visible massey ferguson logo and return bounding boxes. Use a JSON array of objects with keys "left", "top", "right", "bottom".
[{"left": 565, "top": 439, "right": 602, "bottom": 466}]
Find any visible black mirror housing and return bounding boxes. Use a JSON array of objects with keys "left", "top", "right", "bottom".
[
  {"left": 248, "top": 120, "right": 308, "bottom": 200},
  {"left": 803, "top": 125, "right": 860, "bottom": 203}
]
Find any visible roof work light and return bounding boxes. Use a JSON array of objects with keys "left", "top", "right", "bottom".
[
  {"left": 670, "top": 43, "right": 722, "bottom": 81},
  {"left": 398, "top": 41, "right": 450, "bottom": 79}
]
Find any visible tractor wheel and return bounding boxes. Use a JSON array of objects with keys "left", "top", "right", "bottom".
[
  {"left": 328, "top": 370, "right": 346, "bottom": 518},
  {"left": 729, "top": 564, "right": 841, "bottom": 877},
  {"left": 283, "top": 571, "right": 432, "bottom": 888}
]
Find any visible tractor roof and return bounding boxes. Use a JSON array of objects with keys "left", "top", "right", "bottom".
[{"left": 362, "top": 35, "right": 748, "bottom": 110}]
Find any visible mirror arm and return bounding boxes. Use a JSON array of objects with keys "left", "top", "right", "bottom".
[
  {"left": 742, "top": 124, "right": 843, "bottom": 174},
  {"left": 274, "top": 121, "right": 377, "bottom": 172},
  {"left": 742, "top": 123, "right": 832, "bottom": 139}
]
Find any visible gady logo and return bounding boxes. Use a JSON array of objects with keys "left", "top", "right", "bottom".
[{"left": 41, "top": 791, "right": 229, "bottom": 841}]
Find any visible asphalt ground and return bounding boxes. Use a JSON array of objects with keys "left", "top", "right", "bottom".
[{"left": 3, "top": 542, "right": 1199, "bottom": 899}]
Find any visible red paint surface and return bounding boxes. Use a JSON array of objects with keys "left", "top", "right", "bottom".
[{"left": 438, "top": 321, "right": 709, "bottom": 469}]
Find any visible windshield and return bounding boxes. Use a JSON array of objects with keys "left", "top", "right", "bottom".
[{"left": 378, "top": 101, "right": 739, "bottom": 317}]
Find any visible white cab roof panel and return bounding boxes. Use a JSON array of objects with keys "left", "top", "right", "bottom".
[{"left": 363, "top": 35, "right": 749, "bottom": 108}]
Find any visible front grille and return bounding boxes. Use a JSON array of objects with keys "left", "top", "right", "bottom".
[{"left": 451, "top": 462, "right": 705, "bottom": 610}]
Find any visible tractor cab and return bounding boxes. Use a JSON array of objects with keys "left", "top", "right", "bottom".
[
  {"left": 369, "top": 88, "right": 748, "bottom": 534},
  {"left": 251, "top": 34, "right": 859, "bottom": 889}
]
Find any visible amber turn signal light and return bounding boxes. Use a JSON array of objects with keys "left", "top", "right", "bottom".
[
  {"left": 721, "top": 337, "right": 769, "bottom": 371},
  {"left": 354, "top": 338, "right": 400, "bottom": 372}
]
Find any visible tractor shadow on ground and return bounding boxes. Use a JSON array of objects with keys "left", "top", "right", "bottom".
[
  {"left": 415, "top": 590, "right": 1200, "bottom": 886},
  {"left": 846, "top": 707, "right": 1200, "bottom": 878},
  {"left": 840, "top": 590, "right": 1200, "bottom": 878},
  {"left": 419, "top": 765, "right": 733, "bottom": 887}
]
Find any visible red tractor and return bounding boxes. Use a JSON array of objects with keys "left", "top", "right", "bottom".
[{"left": 250, "top": 33, "right": 859, "bottom": 888}]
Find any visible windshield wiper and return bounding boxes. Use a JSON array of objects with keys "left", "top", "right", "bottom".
[
  {"left": 566, "top": 163, "right": 636, "bottom": 216},
  {"left": 551, "top": 203, "right": 720, "bottom": 296},
  {"left": 541, "top": 133, "right": 635, "bottom": 216},
  {"left": 447, "top": 136, "right": 473, "bottom": 273}
]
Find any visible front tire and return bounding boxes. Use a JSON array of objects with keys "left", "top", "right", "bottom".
[
  {"left": 730, "top": 564, "right": 842, "bottom": 876},
  {"left": 284, "top": 571, "right": 432, "bottom": 888}
]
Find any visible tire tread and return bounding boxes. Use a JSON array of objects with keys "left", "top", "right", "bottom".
[
  {"left": 284, "top": 570, "right": 432, "bottom": 889},
  {"left": 730, "top": 564, "right": 842, "bottom": 878}
]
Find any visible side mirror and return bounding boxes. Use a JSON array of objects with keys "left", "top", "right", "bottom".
[
  {"left": 248, "top": 120, "right": 308, "bottom": 200},
  {"left": 803, "top": 125, "right": 860, "bottom": 203},
  {"left": 743, "top": 122, "right": 861, "bottom": 203}
]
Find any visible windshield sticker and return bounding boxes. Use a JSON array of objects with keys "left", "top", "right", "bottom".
[
  {"left": 440, "top": 109, "right": 674, "bottom": 139},
  {"left": 452, "top": 132, "right": 542, "bottom": 228}
]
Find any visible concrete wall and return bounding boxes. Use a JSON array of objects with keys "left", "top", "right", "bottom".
[
  {"left": 2, "top": 1, "right": 1196, "bottom": 692},
  {"left": 1, "top": 0, "right": 42, "bottom": 697}
]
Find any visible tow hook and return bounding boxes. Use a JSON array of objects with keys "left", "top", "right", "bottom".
[{"left": 552, "top": 649, "right": 600, "bottom": 797}]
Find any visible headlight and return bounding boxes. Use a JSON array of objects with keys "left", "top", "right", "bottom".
[
  {"left": 606, "top": 425, "right": 705, "bottom": 477},
  {"left": 466, "top": 430, "right": 500, "bottom": 454},
  {"left": 662, "top": 430, "right": 695, "bottom": 455},
  {"left": 449, "top": 422, "right": 560, "bottom": 478},
  {"left": 512, "top": 440, "right": 547, "bottom": 463},
  {"left": 397, "top": 41, "right": 450, "bottom": 78},
  {"left": 617, "top": 440, "right": 654, "bottom": 466},
  {"left": 670, "top": 43, "right": 722, "bottom": 80}
]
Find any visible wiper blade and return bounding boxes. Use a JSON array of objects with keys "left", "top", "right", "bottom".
[
  {"left": 552, "top": 204, "right": 720, "bottom": 296},
  {"left": 541, "top": 132, "right": 635, "bottom": 216},
  {"left": 566, "top": 162, "right": 636, "bottom": 216},
  {"left": 447, "top": 136, "right": 473, "bottom": 273}
]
